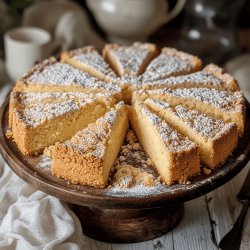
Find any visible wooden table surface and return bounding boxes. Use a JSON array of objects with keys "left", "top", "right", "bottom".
[{"left": 81, "top": 164, "right": 249, "bottom": 250}]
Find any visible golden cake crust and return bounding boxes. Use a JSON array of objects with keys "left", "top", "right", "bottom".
[
  {"left": 51, "top": 102, "right": 129, "bottom": 187},
  {"left": 132, "top": 88, "right": 245, "bottom": 136},
  {"left": 145, "top": 98, "right": 238, "bottom": 168},
  {"left": 129, "top": 101, "right": 200, "bottom": 185}
]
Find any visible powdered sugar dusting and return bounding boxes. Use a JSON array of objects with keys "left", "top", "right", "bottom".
[
  {"left": 38, "top": 155, "right": 51, "bottom": 169},
  {"left": 140, "top": 88, "right": 244, "bottom": 112},
  {"left": 72, "top": 49, "right": 118, "bottom": 79},
  {"left": 174, "top": 105, "right": 236, "bottom": 139},
  {"left": 26, "top": 62, "right": 121, "bottom": 92},
  {"left": 11, "top": 91, "right": 116, "bottom": 107},
  {"left": 146, "top": 98, "right": 236, "bottom": 139},
  {"left": 140, "top": 54, "right": 192, "bottom": 82},
  {"left": 15, "top": 99, "right": 93, "bottom": 127},
  {"left": 109, "top": 43, "right": 153, "bottom": 76},
  {"left": 143, "top": 71, "right": 222, "bottom": 87},
  {"left": 142, "top": 106, "right": 196, "bottom": 152}
]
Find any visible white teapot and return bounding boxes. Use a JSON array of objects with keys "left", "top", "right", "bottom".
[{"left": 86, "top": 0, "right": 186, "bottom": 44}]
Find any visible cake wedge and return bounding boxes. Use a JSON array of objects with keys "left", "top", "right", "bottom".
[
  {"left": 51, "top": 102, "right": 128, "bottom": 188},
  {"left": 129, "top": 101, "right": 200, "bottom": 185},
  {"left": 9, "top": 91, "right": 122, "bottom": 128},
  {"left": 145, "top": 98, "right": 238, "bottom": 168},
  {"left": 61, "top": 46, "right": 118, "bottom": 82},
  {"left": 139, "top": 47, "right": 202, "bottom": 82},
  {"left": 102, "top": 42, "right": 157, "bottom": 76},
  {"left": 140, "top": 64, "right": 239, "bottom": 92},
  {"left": 12, "top": 97, "right": 114, "bottom": 156},
  {"left": 132, "top": 88, "right": 245, "bottom": 136},
  {"left": 14, "top": 57, "right": 121, "bottom": 94}
]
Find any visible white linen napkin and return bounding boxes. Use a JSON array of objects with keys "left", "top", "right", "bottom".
[{"left": 0, "top": 156, "right": 83, "bottom": 250}]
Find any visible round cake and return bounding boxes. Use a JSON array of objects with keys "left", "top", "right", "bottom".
[{"left": 8, "top": 42, "right": 246, "bottom": 188}]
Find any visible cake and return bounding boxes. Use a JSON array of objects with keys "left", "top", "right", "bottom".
[
  {"left": 129, "top": 101, "right": 200, "bottom": 185},
  {"left": 12, "top": 98, "right": 114, "bottom": 155},
  {"left": 61, "top": 46, "right": 118, "bottom": 82},
  {"left": 51, "top": 102, "right": 128, "bottom": 188},
  {"left": 7, "top": 43, "right": 247, "bottom": 188},
  {"left": 145, "top": 98, "right": 238, "bottom": 168},
  {"left": 9, "top": 91, "right": 121, "bottom": 128},
  {"left": 139, "top": 47, "right": 202, "bottom": 82},
  {"left": 132, "top": 88, "right": 245, "bottom": 136},
  {"left": 14, "top": 57, "right": 121, "bottom": 94},
  {"left": 102, "top": 42, "right": 157, "bottom": 76},
  {"left": 140, "top": 64, "right": 239, "bottom": 92}
]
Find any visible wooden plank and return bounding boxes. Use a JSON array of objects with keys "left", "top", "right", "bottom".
[
  {"left": 172, "top": 196, "right": 217, "bottom": 250},
  {"left": 151, "top": 233, "right": 174, "bottom": 250},
  {"left": 206, "top": 163, "right": 250, "bottom": 250}
]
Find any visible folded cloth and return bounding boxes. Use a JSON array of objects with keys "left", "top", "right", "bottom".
[{"left": 0, "top": 155, "right": 83, "bottom": 250}]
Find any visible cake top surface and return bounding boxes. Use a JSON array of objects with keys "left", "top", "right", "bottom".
[
  {"left": 10, "top": 91, "right": 115, "bottom": 106},
  {"left": 15, "top": 99, "right": 95, "bottom": 128},
  {"left": 142, "top": 71, "right": 222, "bottom": 87},
  {"left": 139, "top": 103, "right": 196, "bottom": 152},
  {"left": 22, "top": 58, "right": 121, "bottom": 92},
  {"left": 63, "top": 102, "right": 125, "bottom": 159},
  {"left": 173, "top": 105, "right": 236, "bottom": 139},
  {"left": 145, "top": 98, "right": 236, "bottom": 139},
  {"left": 140, "top": 54, "right": 193, "bottom": 82},
  {"left": 136, "top": 88, "right": 244, "bottom": 112},
  {"left": 107, "top": 42, "right": 155, "bottom": 76},
  {"left": 68, "top": 47, "right": 117, "bottom": 79}
]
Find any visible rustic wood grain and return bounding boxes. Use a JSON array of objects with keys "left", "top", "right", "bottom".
[
  {"left": 207, "top": 164, "right": 250, "bottom": 250},
  {"left": 71, "top": 204, "right": 183, "bottom": 243}
]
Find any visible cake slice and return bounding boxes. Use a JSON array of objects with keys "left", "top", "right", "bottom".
[
  {"left": 61, "top": 46, "right": 141, "bottom": 103},
  {"left": 61, "top": 46, "right": 118, "bottom": 82},
  {"left": 12, "top": 97, "right": 114, "bottom": 155},
  {"left": 132, "top": 88, "right": 245, "bottom": 136},
  {"left": 145, "top": 98, "right": 238, "bottom": 168},
  {"left": 102, "top": 42, "right": 157, "bottom": 76},
  {"left": 141, "top": 64, "right": 239, "bottom": 92},
  {"left": 14, "top": 57, "right": 121, "bottom": 94},
  {"left": 9, "top": 91, "right": 122, "bottom": 128},
  {"left": 129, "top": 101, "right": 200, "bottom": 185},
  {"left": 140, "top": 47, "right": 202, "bottom": 82},
  {"left": 51, "top": 102, "right": 128, "bottom": 188}
]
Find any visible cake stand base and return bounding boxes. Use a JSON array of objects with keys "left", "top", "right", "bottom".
[{"left": 69, "top": 203, "right": 184, "bottom": 243}]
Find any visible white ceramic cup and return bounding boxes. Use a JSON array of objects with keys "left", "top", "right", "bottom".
[{"left": 4, "top": 27, "right": 55, "bottom": 81}]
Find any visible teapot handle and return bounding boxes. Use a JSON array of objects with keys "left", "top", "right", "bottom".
[{"left": 163, "top": 0, "right": 186, "bottom": 24}]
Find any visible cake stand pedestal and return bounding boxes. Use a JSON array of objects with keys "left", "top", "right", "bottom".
[{"left": 69, "top": 203, "right": 184, "bottom": 243}]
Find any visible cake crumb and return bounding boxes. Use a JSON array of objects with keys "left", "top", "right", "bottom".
[
  {"left": 203, "top": 167, "right": 212, "bottom": 175},
  {"left": 113, "top": 165, "right": 154, "bottom": 188},
  {"left": 5, "top": 129, "right": 13, "bottom": 139},
  {"left": 43, "top": 145, "right": 55, "bottom": 157}
]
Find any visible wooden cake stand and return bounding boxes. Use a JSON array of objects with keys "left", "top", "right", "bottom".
[{"left": 1, "top": 96, "right": 250, "bottom": 243}]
